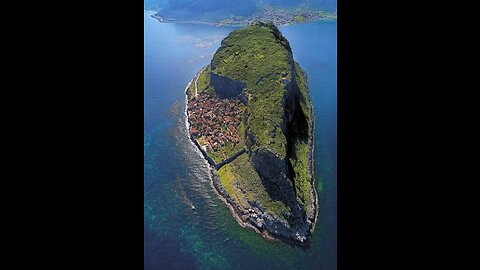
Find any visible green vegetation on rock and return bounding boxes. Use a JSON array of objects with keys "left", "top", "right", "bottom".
[
  {"left": 291, "top": 61, "right": 312, "bottom": 214},
  {"left": 187, "top": 22, "right": 315, "bottom": 243},
  {"left": 294, "top": 15, "right": 306, "bottom": 22},
  {"left": 197, "top": 65, "right": 216, "bottom": 95},
  {"left": 186, "top": 80, "right": 195, "bottom": 99},
  {"left": 187, "top": 65, "right": 217, "bottom": 100},
  {"left": 290, "top": 141, "right": 310, "bottom": 213},
  {"left": 294, "top": 61, "right": 311, "bottom": 123},
  {"left": 211, "top": 22, "right": 293, "bottom": 157},
  {"left": 228, "top": 153, "right": 289, "bottom": 217},
  {"left": 207, "top": 137, "right": 244, "bottom": 164},
  {"left": 217, "top": 163, "right": 238, "bottom": 199}
]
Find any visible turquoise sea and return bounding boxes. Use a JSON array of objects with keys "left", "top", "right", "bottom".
[{"left": 144, "top": 10, "right": 336, "bottom": 269}]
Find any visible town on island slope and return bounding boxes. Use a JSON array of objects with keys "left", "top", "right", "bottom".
[{"left": 185, "top": 22, "right": 317, "bottom": 247}]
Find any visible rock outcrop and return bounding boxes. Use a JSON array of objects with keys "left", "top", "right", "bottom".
[
  {"left": 210, "top": 72, "right": 248, "bottom": 104},
  {"left": 186, "top": 22, "right": 317, "bottom": 246}
]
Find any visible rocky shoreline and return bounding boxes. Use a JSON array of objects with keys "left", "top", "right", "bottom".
[
  {"left": 307, "top": 105, "right": 319, "bottom": 232},
  {"left": 184, "top": 69, "right": 318, "bottom": 247}
]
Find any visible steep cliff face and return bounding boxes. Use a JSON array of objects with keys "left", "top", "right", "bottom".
[
  {"left": 251, "top": 147, "right": 293, "bottom": 205},
  {"left": 210, "top": 72, "right": 248, "bottom": 104},
  {"left": 247, "top": 62, "right": 312, "bottom": 243},
  {"left": 188, "top": 22, "right": 316, "bottom": 245}
]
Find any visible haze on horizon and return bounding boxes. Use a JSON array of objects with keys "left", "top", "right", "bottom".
[{"left": 144, "top": 0, "right": 337, "bottom": 20}]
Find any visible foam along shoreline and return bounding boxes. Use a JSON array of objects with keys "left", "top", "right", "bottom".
[{"left": 183, "top": 68, "right": 318, "bottom": 247}]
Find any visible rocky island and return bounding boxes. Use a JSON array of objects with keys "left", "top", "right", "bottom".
[{"left": 185, "top": 22, "right": 317, "bottom": 246}]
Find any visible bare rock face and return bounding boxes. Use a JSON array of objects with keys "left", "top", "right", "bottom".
[
  {"left": 251, "top": 148, "right": 294, "bottom": 208},
  {"left": 210, "top": 70, "right": 248, "bottom": 104},
  {"left": 250, "top": 147, "right": 311, "bottom": 243}
]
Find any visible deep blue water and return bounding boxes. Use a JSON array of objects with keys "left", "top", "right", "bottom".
[{"left": 144, "top": 10, "right": 336, "bottom": 270}]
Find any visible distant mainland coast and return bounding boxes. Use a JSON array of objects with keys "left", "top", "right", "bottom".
[{"left": 150, "top": 5, "right": 336, "bottom": 27}]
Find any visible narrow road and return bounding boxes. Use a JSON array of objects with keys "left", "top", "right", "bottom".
[
  {"left": 194, "top": 65, "right": 208, "bottom": 97},
  {"left": 194, "top": 71, "right": 199, "bottom": 97}
]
